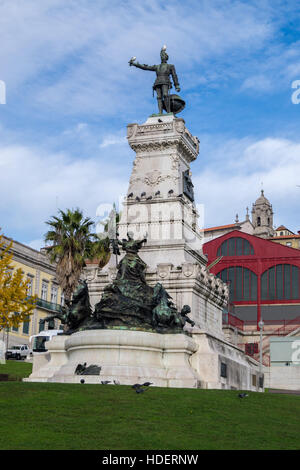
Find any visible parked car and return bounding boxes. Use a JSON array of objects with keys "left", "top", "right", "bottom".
[{"left": 5, "top": 344, "right": 32, "bottom": 360}]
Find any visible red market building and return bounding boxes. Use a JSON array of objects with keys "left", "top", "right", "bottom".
[{"left": 203, "top": 230, "right": 300, "bottom": 329}]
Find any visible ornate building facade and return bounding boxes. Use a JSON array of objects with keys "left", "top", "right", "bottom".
[{"left": 1, "top": 236, "right": 63, "bottom": 348}]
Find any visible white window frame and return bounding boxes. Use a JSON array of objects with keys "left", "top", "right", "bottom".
[
  {"left": 51, "top": 285, "right": 58, "bottom": 304},
  {"left": 41, "top": 281, "right": 49, "bottom": 300}
]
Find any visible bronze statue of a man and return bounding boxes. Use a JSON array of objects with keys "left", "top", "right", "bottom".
[{"left": 129, "top": 46, "right": 183, "bottom": 115}]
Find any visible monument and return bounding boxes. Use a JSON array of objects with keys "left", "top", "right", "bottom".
[{"left": 27, "top": 47, "right": 263, "bottom": 390}]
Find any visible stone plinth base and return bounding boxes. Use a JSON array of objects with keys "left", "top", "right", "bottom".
[
  {"left": 190, "top": 330, "right": 263, "bottom": 391},
  {"left": 25, "top": 329, "right": 201, "bottom": 388}
]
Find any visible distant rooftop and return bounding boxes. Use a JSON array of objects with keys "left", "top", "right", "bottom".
[
  {"left": 275, "top": 225, "right": 292, "bottom": 232},
  {"left": 269, "top": 234, "right": 300, "bottom": 240},
  {"left": 203, "top": 223, "right": 238, "bottom": 233}
]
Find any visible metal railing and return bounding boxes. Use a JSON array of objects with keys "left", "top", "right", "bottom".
[
  {"left": 36, "top": 298, "right": 62, "bottom": 313},
  {"left": 222, "top": 311, "right": 244, "bottom": 331}
]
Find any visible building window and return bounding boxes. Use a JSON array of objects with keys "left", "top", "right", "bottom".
[
  {"left": 23, "top": 321, "right": 30, "bottom": 335},
  {"left": 60, "top": 292, "right": 64, "bottom": 307},
  {"left": 217, "top": 266, "right": 257, "bottom": 301},
  {"left": 27, "top": 275, "right": 34, "bottom": 296},
  {"left": 39, "top": 319, "right": 44, "bottom": 332},
  {"left": 217, "top": 237, "right": 254, "bottom": 257},
  {"left": 245, "top": 343, "right": 259, "bottom": 356},
  {"left": 220, "top": 363, "right": 227, "bottom": 378},
  {"left": 261, "top": 264, "right": 299, "bottom": 300},
  {"left": 51, "top": 285, "right": 58, "bottom": 304},
  {"left": 41, "top": 281, "right": 48, "bottom": 300},
  {"left": 286, "top": 242, "right": 292, "bottom": 247},
  {"left": 257, "top": 217, "right": 261, "bottom": 227},
  {"left": 259, "top": 376, "right": 264, "bottom": 388},
  {"left": 12, "top": 312, "right": 19, "bottom": 332}
]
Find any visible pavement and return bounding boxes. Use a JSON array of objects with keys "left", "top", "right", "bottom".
[{"left": 268, "top": 388, "right": 300, "bottom": 395}]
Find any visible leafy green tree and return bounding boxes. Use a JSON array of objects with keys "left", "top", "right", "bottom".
[{"left": 0, "top": 234, "right": 36, "bottom": 331}]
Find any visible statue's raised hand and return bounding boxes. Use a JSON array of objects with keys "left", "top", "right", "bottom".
[{"left": 129, "top": 57, "right": 136, "bottom": 66}]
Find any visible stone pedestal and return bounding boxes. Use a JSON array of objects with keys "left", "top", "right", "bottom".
[
  {"left": 85, "top": 114, "right": 229, "bottom": 338},
  {"left": 25, "top": 329, "right": 262, "bottom": 391},
  {"left": 25, "top": 329, "right": 201, "bottom": 388},
  {"left": 121, "top": 114, "right": 202, "bottom": 266},
  {"left": 24, "top": 335, "right": 67, "bottom": 382},
  {"left": 190, "top": 330, "right": 263, "bottom": 391}
]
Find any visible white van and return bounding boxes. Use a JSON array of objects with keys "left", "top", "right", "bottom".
[
  {"left": 30, "top": 329, "right": 64, "bottom": 353},
  {"left": 6, "top": 344, "right": 32, "bottom": 360}
]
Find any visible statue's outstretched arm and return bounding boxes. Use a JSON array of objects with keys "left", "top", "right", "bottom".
[
  {"left": 136, "top": 238, "right": 147, "bottom": 249},
  {"left": 170, "top": 65, "right": 180, "bottom": 91},
  {"left": 131, "top": 62, "right": 156, "bottom": 72}
]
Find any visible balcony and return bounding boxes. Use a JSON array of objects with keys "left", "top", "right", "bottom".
[{"left": 36, "top": 298, "right": 62, "bottom": 313}]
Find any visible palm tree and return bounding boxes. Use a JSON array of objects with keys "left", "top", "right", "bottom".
[
  {"left": 85, "top": 204, "right": 120, "bottom": 269},
  {"left": 84, "top": 236, "right": 111, "bottom": 269},
  {"left": 45, "top": 208, "right": 95, "bottom": 302}
]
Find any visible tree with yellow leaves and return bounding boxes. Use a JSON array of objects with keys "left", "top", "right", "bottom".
[{"left": 0, "top": 234, "right": 37, "bottom": 331}]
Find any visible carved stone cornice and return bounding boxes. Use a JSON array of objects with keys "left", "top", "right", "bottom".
[{"left": 127, "top": 118, "right": 199, "bottom": 163}]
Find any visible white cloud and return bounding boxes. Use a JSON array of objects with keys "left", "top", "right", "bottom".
[
  {"left": 2, "top": 132, "right": 299, "bottom": 246},
  {"left": 193, "top": 136, "right": 300, "bottom": 233},
  {"left": 27, "top": 239, "right": 45, "bottom": 251},
  {"left": 0, "top": 141, "right": 129, "bottom": 240},
  {"left": 240, "top": 40, "right": 300, "bottom": 94},
  {"left": 99, "top": 133, "right": 127, "bottom": 148},
  {"left": 241, "top": 75, "right": 273, "bottom": 93},
  {"left": 0, "top": 0, "right": 275, "bottom": 115}
]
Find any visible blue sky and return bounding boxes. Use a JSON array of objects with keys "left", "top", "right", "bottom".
[{"left": 0, "top": 0, "right": 299, "bottom": 249}]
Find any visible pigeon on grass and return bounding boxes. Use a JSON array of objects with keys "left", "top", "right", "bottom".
[
  {"left": 135, "top": 387, "right": 148, "bottom": 394},
  {"left": 131, "top": 383, "right": 143, "bottom": 390},
  {"left": 238, "top": 393, "right": 249, "bottom": 399}
]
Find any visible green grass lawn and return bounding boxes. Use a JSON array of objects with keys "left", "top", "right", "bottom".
[
  {"left": 0, "top": 359, "right": 32, "bottom": 380},
  {"left": 0, "top": 361, "right": 299, "bottom": 450}
]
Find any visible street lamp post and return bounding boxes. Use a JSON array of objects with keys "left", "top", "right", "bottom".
[{"left": 258, "top": 319, "right": 264, "bottom": 373}]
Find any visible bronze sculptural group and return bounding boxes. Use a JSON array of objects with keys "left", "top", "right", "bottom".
[
  {"left": 41, "top": 280, "right": 92, "bottom": 335},
  {"left": 44, "top": 234, "right": 194, "bottom": 335}
]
